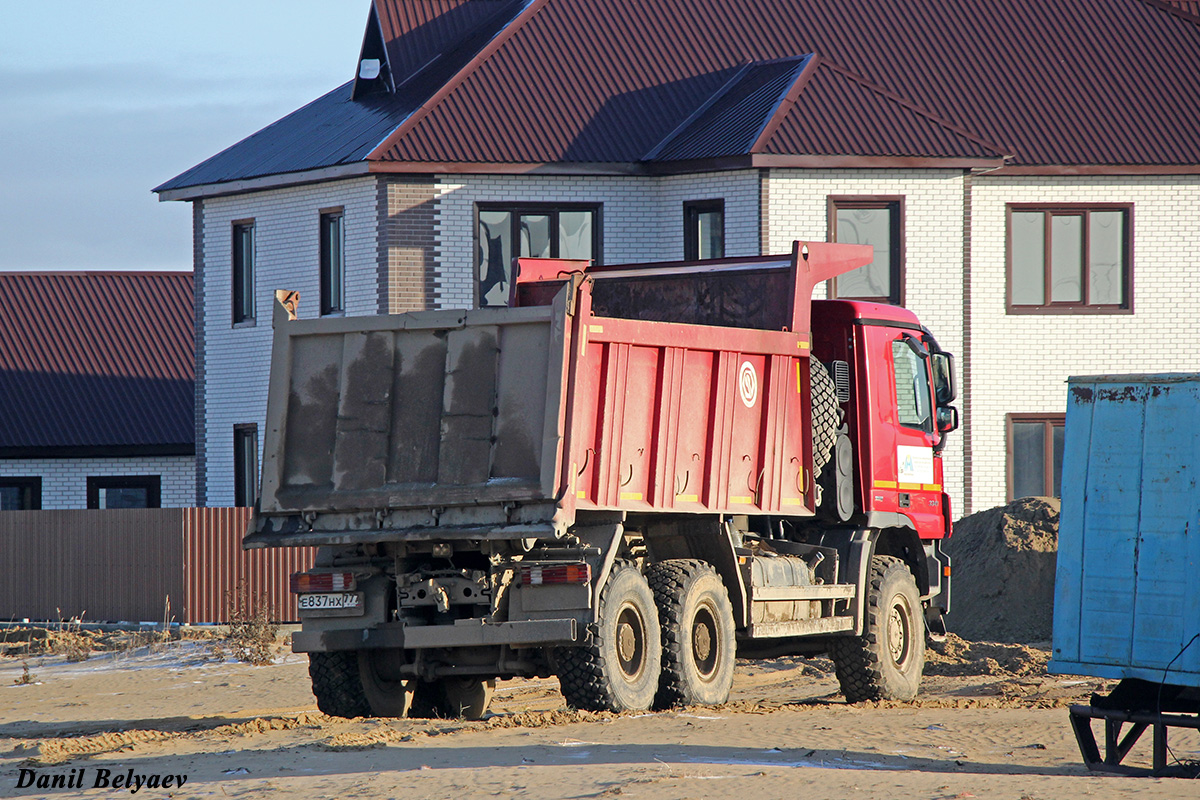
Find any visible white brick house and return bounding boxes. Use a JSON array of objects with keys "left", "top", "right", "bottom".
[{"left": 157, "top": 0, "right": 1200, "bottom": 516}]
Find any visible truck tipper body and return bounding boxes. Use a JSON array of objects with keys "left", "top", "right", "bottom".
[{"left": 248, "top": 241, "right": 959, "bottom": 717}]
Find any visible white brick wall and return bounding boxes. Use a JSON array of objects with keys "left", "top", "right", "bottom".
[
  {"left": 0, "top": 456, "right": 195, "bottom": 509},
  {"left": 764, "top": 169, "right": 969, "bottom": 514},
  {"left": 192, "top": 167, "right": 1200, "bottom": 520},
  {"left": 199, "top": 177, "right": 380, "bottom": 505},
  {"left": 967, "top": 174, "right": 1200, "bottom": 512},
  {"left": 432, "top": 171, "right": 761, "bottom": 309}
]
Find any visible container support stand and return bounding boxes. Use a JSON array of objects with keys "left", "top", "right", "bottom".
[{"left": 1069, "top": 704, "right": 1198, "bottom": 777}]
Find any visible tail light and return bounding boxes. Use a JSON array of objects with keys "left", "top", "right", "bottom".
[
  {"left": 290, "top": 571, "right": 356, "bottom": 593},
  {"left": 520, "top": 563, "right": 591, "bottom": 586}
]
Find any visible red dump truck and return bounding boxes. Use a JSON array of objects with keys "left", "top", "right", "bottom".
[{"left": 247, "top": 241, "right": 958, "bottom": 718}]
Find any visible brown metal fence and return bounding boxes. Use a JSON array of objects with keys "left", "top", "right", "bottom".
[{"left": 0, "top": 508, "right": 314, "bottom": 624}]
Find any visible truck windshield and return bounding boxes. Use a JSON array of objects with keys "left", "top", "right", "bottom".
[{"left": 891, "top": 340, "right": 932, "bottom": 432}]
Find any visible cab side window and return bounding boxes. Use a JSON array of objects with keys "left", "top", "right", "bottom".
[{"left": 891, "top": 340, "right": 932, "bottom": 432}]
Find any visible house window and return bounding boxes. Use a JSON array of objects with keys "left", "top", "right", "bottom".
[
  {"left": 87, "top": 476, "right": 161, "bottom": 509},
  {"left": 1008, "top": 205, "right": 1132, "bottom": 312},
  {"left": 476, "top": 204, "right": 600, "bottom": 307},
  {"left": 232, "top": 221, "right": 256, "bottom": 324},
  {"left": 827, "top": 197, "right": 903, "bottom": 305},
  {"left": 0, "top": 477, "right": 41, "bottom": 510},
  {"left": 1007, "top": 414, "right": 1065, "bottom": 500},
  {"left": 320, "top": 210, "right": 345, "bottom": 315},
  {"left": 684, "top": 200, "right": 724, "bottom": 260},
  {"left": 234, "top": 425, "right": 259, "bottom": 508}
]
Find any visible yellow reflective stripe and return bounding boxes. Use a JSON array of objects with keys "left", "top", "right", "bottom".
[
  {"left": 781, "top": 497, "right": 804, "bottom": 506},
  {"left": 729, "top": 495, "right": 754, "bottom": 505},
  {"left": 619, "top": 491, "right": 643, "bottom": 501},
  {"left": 676, "top": 493, "right": 699, "bottom": 502},
  {"left": 874, "top": 480, "right": 898, "bottom": 489}
]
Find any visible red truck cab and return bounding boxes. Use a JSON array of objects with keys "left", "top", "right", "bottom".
[{"left": 811, "top": 300, "right": 955, "bottom": 541}]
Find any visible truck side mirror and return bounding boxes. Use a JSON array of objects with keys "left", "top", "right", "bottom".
[
  {"left": 936, "top": 405, "right": 959, "bottom": 434},
  {"left": 931, "top": 352, "right": 956, "bottom": 404}
]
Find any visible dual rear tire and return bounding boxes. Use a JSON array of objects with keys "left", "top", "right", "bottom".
[
  {"left": 557, "top": 560, "right": 736, "bottom": 712},
  {"left": 308, "top": 651, "right": 493, "bottom": 720}
]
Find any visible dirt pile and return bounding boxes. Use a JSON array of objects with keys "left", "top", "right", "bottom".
[
  {"left": 944, "top": 497, "right": 1059, "bottom": 643},
  {"left": 925, "top": 633, "right": 1049, "bottom": 677}
]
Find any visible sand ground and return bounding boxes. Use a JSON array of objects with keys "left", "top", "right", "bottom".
[{"left": 2, "top": 640, "right": 1197, "bottom": 799}]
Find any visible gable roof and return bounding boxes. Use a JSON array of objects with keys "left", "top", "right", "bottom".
[
  {"left": 157, "top": 0, "right": 1200, "bottom": 197},
  {"left": 647, "top": 55, "right": 1005, "bottom": 166},
  {"left": 0, "top": 272, "right": 195, "bottom": 457}
]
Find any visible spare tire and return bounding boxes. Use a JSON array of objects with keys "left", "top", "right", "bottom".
[{"left": 810, "top": 359, "right": 841, "bottom": 487}]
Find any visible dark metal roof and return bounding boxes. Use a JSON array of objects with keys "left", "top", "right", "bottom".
[
  {"left": 379, "top": 0, "right": 1200, "bottom": 169},
  {"left": 647, "top": 55, "right": 1003, "bottom": 164},
  {"left": 159, "top": 0, "right": 1200, "bottom": 194},
  {"left": 1159, "top": 0, "right": 1200, "bottom": 17},
  {"left": 647, "top": 57, "right": 813, "bottom": 162},
  {"left": 378, "top": 0, "right": 529, "bottom": 90},
  {"left": 156, "top": 0, "right": 534, "bottom": 193},
  {"left": 154, "top": 82, "right": 408, "bottom": 192},
  {"left": 0, "top": 272, "right": 195, "bottom": 456},
  {"left": 761, "top": 58, "right": 1005, "bottom": 161}
]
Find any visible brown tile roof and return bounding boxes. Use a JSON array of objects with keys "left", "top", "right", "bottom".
[
  {"left": 0, "top": 272, "right": 195, "bottom": 457},
  {"left": 158, "top": 0, "right": 1200, "bottom": 193}
]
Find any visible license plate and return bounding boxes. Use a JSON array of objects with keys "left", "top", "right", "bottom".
[{"left": 298, "top": 592, "right": 364, "bottom": 616}]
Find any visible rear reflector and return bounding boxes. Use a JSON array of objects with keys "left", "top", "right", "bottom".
[
  {"left": 520, "top": 563, "right": 591, "bottom": 586},
  {"left": 290, "top": 571, "right": 356, "bottom": 593}
]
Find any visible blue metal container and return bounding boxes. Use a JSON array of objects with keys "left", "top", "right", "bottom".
[{"left": 1049, "top": 373, "right": 1200, "bottom": 687}]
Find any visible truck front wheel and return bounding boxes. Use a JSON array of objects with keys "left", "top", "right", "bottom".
[
  {"left": 557, "top": 564, "right": 662, "bottom": 712},
  {"left": 829, "top": 555, "right": 925, "bottom": 702},
  {"left": 647, "top": 559, "right": 736, "bottom": 708},
  {"left": 308, "top": 651, "right": 372, "bottom": 718}
]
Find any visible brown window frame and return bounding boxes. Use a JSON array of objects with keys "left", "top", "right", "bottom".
[
  {"left": 826, "top": 196, "right": 905, "bottom": 306},
  {"left": 319, "top": 208, "right": 345, "bottom": 316},
  {"left": 1006, "top": 203, "right": 1133, "bottom": 315},
  {"left": 0, "top": 477, "right": 41, "bottom": 510},
  {"left": 475, "top": 203, "right": 602, "bottom": 307},
  {"left": 232, "top": 219, "right": 256, "bottom": 325},
  {"left": 1006, "top": 413, "right": 1066, "bottom": 501},
  {"left": 683, "top": 199, "right": 725, "bottom": 261},
  {"left": 87, "top": 475, "right": 161, "bottom": 509}
]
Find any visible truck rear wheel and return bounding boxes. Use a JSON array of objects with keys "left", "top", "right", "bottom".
[
  {"left": 442, "top": 677, "right": 495, "bottom": 720},
  {"left": 357, "top": 650, "right": 415, "bottom": 717},
  {"left": 647, "top": 559, "right": 736, "bottom": 708},
  {"left": 829, "top": 555, "right": 925, "bottom": 702},
  {"left": 557, "top": 564, "right": 662, "bottom": 712},
  {"left": 308, "top": 651, "right": 372, "bottom": 718}
]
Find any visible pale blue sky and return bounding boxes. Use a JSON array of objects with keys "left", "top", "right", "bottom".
[{"left": 0, "top": 2, "right": 369, "bottom": 271}]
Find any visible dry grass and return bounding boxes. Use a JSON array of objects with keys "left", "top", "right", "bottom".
[
  {"left": 2, "top": 591, "right": 281, "bottom": 668},
  {"left": 217, "top": 581, "right": 280, "bottom": 666},
  {"left": 13, "top": 662, "right": 36, "bottom": 685}
]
